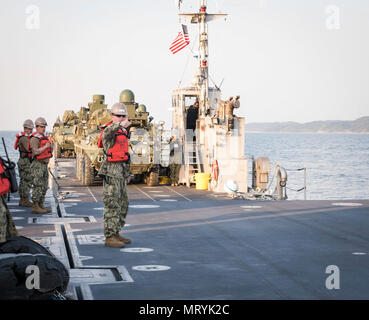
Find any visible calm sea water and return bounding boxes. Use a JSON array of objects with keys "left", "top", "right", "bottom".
[
  {"left": 1, "top": 131, "right": 368, "bottom": 200},
  {"left": 245, "top": 132, "right": 369, "bottom": 200}
]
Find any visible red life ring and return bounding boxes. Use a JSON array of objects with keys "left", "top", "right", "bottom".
[{"left": 211, "top": 159, "right": 219, "bottom": 181}]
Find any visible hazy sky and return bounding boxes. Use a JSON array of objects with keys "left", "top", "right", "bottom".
[{"left": 0, "top": 0, "right": 368, "bottom": 130}]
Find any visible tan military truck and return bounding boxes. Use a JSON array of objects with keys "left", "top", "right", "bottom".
[
  {"left": 74, "top": 90, "right": 170, "bottom": 186},
  {"left": 51, "top": 110, "right": 79, "bottom": 158}
]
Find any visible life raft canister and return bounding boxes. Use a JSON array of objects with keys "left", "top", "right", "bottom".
[
  {"left": 30, "top": 133, "right": 53, "bottom": 160},
  {"left": 0, "top": 158, "right": 11, "bottom": 196},
  {"left": 14, "top": 132, "right": 33, "bottom": 158},
  {"left": 97, "top": 122, "right": 130, "bottom": 163}
]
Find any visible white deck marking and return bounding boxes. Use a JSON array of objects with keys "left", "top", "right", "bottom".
[
  {"left": 77, "top": 234, "right": 105, "bottom": 245},
  {"left": 87, "top": 186, "right": 98, "bottom": 203},
  {"left": 352, "top": 252, "right": 367, "bottom": 255},
  {"left": 69, "top": 193, "right": 87, "bottom": 197},
  {"left": 164, "top": 186, "right": 192, "bottom": 202},
  {"left": 132, "top": 265, "right": 171, "bottom": 271},
  {"left": 133, "top": 185, "right": 156, "bottom": 201},
  {"left": 154, "top": 194, "right": 171, "bottom": 197},
  {"left": 160, "top": 199, "right": 178, "bottom": 202},
  {"left": 63, "top": 199, "right": 82, "bottom": 202},
  {"left": 332, "top": 202, "right": 363, "bottom": 207},
  {"left": 148, "top": 190, "right": 164, "bottom": 193},
  {"left": 241, "top": 205, "right": 262, "bottom": 209},
  {"left": 9, "top": 209, "right": 26, "bottom": 212},
  {"left": 63, "top": 204, "right": 78, "bottom": 208},
  {"left": 120, "top": 248, "right": 154, "bottom": 253},
  {"left": 16, "top": 226, "right": 24, "bottom": 229},
  {"left": 129, "top": 205, "right": 160, "bottom": 209},
  {"left": 12, "top": 217, "right": 25, "bottom": 220}
]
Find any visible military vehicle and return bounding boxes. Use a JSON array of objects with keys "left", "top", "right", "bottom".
[
  {"left": 51, "top": 110, "right": 79, "bottom": 158},
  {"left": 74, "top": 90, "right": 170, "bottom": 186},
  {"left": 74, "top": 95, "right": 110, "bottom": 186}
]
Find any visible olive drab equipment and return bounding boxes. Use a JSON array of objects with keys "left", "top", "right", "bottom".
[
  {"left": 98, "top": 122, "right": 130, "bottom": 163},
  {"left": 30, "top": 133, "right": 53, "bottom": 160}
]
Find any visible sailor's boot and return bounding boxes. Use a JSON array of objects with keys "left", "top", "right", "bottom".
[
  {"left": 32, "top": 202, "right": 48, "bottom": 214},
  {"left": 39, "top": 202, "right": 52, "bottom": 213},
  {"left": 19, "top": 197, "right": 33, "bottom": 207},
  {"left": 116, "top": 234, "right": 131, "bottom": 244},
  {"left": 105, "top": 235, "right": 125, "bottom": 248}
]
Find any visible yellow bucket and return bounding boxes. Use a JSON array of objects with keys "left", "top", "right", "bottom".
[
  {"left": 159, "top": 176, "right": 170, "bottom": 185},
  {"left": 194, "top": 173, "right": 211, "bottom": 190}
]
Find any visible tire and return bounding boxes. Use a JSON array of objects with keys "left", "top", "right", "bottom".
[
  {"left": 132, "top": 174, "right": 143, "bottom": 184},
  {"left": 54, "top": 142, "right": 61, "bottom": 158},
  {"left": 147, "top": 171, "right": 159, "bottom": 186},
  {"left": 83, "top": 154, "right": 94, "bottom": 186}
]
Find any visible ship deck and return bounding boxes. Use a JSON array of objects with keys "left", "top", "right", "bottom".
[{"left": 11, "top": 158, "right": 369, "bottom": 300}]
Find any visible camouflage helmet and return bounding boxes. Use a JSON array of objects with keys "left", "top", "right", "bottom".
[
  {"left": 23, "top": 119, "right": 34, "bottom": 129},
  {"left": 119, "top": 89, "right": 135, "bottom": 104},
  {"left": 35, "top": 117, "right": 48, "bottom": 126},
  {"left": 111, "top": 103, "right": 128, "bottom": 116},
  {"left": 137, "top": 104, "right": 147, "bottom": 113}
]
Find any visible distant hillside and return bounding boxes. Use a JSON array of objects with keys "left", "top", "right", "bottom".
[{"left": 246, "top": 117, "right": 369, "bottom": 133}]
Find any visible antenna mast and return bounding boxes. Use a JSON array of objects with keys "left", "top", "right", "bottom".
[
  {"left": 179, "top": 0, "right": 227, "bottom": 117},
  {"left": 198, "top": 0, "right": 209, "bottom": 117}
]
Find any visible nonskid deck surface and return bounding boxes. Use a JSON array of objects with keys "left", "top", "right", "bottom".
[{"left": 11, "top": 158, "right": 369, "bottom": 299}]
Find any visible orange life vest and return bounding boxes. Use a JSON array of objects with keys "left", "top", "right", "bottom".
[
  {"left": 98, "top": 122, "right": 130, "bottom": 163},
  {"left": 30, "top": 133, "right": 53, "bottom": 160},
  {"left": 14, "top": 132, "right": 33, "bottom": 158},
  {"left": 0, "top": 158, "right": 11, "bottom": 196}
]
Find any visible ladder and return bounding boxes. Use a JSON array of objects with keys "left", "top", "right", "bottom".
[{"left": 184, "top": 135, "right": 201, "bottom": 187}]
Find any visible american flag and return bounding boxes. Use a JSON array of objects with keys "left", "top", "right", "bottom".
[{"left": 169, "top": 24, "right": 190, "bottom": 54}]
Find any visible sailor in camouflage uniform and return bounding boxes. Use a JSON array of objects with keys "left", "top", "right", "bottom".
[
  {"left": 0, "top": 197, "right": 18, "bottom": 243},
  {"left": 98, "top": 103, "right": 132, "bottom": 248},
  {"left": 29, "top": 117, "right": 53, "bottom": 214},
  {"left": 15, "top": 119, "right": 35, "bottom": 207}
]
